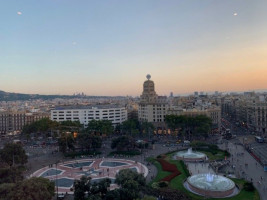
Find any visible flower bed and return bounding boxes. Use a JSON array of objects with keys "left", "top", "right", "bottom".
[{"left": 157, "top": 158, "right": 181, "bottom": 182}]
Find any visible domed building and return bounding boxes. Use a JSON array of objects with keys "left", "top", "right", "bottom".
[{"left": 138, "top": 75, "right": 168, "bottom": 130}]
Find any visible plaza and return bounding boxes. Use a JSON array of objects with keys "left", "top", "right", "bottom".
[{"left": 31, "top": 158, "right": 148, "bottom": 194}]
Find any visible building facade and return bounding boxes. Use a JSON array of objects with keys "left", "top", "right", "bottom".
[
  {"left": 221, "top": 94, "right": 267, "bottom": 136},
  {"left": 0, "top": 111, "right": 50, "bottom": 135},
  {"left": 51, "top": 105, "right": 127, "bottom": 127},
  {"left": 138, "top": 75, "right": 168, "bottom": 128}
]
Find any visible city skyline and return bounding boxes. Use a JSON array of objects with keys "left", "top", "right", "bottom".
[{"left": 1, "top": 0, "right": 267, "bottom": 96}]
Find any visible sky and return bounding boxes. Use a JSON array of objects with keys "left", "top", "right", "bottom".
[{"left": 1, "top": 0, "right": 267, "bottom": 96}]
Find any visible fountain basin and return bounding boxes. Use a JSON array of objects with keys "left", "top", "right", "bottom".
[
  {"left": 175, "top": 148, "right": 206, "bottom": 162},
  {"left": 186, "top": 174, "right": 236, "bottom": 198}
]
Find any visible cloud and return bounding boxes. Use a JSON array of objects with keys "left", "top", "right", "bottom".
[
  {"left": 17, "top": 11, "right": 22, "bottom": 15},
  {"left": 233, "top": 13, "right": 238, "bottom": 16}
]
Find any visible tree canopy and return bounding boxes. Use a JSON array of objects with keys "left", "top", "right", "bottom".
[
  {"left": 8, "top": 177, "right": 55, "bottom": 200},
  {"left": 165, "top": 115, "right": 212, "bottom": 139},
  {"left": 0, "top": 143, "right": 28, "bottom": 166},
  {"left": 86, "top": 120, "right": 113, "bottom": 136},
  {"left": 111, "top": 136, "right": 135, "bottom": 151},
  {"left": 73, "top": 169, "right": 146, "bottom": 200},
  {"left": 22, "top": 118, "right": 59, "bottom": 136}
]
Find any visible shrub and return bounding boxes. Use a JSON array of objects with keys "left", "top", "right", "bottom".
[
  {"left": 158, "top": 181, "right": 168, "bottom": 188},
  {"left": 244, "top": 182, "right": 255, "bottom": 191}
]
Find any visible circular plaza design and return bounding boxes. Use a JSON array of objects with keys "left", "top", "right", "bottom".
[
  {"left": 175, "top": 148, "right": 206, "bottom": 162},
  {"left": 31, "top": 158, "right": 148, "bottom": 194},
  {"left": 184, "top": 173, "right": 238, "bottom": 198}
]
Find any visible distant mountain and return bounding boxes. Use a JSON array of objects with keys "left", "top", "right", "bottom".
[{"left": 0, "top": 90, "right": 123, "bottom": 101}]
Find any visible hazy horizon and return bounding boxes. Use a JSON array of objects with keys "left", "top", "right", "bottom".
[{"left": 1, "top": 0, "right": 267, "bottom": 96}]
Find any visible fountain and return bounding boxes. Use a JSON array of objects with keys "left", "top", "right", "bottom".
[
  {"left": 185, "top": 173, "right": 237, "bottom": 198},
  {"left": 175, "top": 148, "right": 206, "bottom": 162},
  {"left": 206, "top": 173, "right": 214, "bottom": 182}
]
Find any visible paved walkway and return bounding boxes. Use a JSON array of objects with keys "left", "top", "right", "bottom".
[
  {"left": 219, "top": 141, "right": 267, "bottom": 200},
  {"left": 187, "top": 162, "right": 214, "bottom": 175},
  {"left": 32, "top": 158, "right": 148, "bottom": 194}
]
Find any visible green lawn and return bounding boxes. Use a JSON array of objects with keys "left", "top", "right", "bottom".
[
  {"left": 198, "top": 150, "right": 225, "bottom": 161},
  {"left": 149, "top": 152, "right": 260, "bottom": 200},
  {"left": 147, "top": 157, "right": 171, "bottom": 186}
]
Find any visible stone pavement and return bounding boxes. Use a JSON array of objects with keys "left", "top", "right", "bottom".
[
  {"left": 187, "top": 162, "right": 214, "bottom": 175},
  {"left": 219, "top": 141, "right": 267, "bottom": 200}
]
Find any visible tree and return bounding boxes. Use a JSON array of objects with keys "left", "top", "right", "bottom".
[
  {"left": 115, "top": 169, "right": 146, "bottom": 200},
  {"left": 86, "top": 120, "right": 113, "bottom": 136},
  {"left": 121, "top": 119, "right": 139, "bottom": 136},
  {"left": 90, "top": 178, "right": 111, "bottom": 198},
  {"left": 22, "top": 118, "right": 60, "bottom": 138},
  {"left": 74, "top": 176, "right": 91, "bottom": 200},
  {"left": 0, "top": 183, "right": 15, "bottom": 200},
  {"left": 115, "top": 169, "right": 146, "bottom": 187},
  {"left": 77, "top": 133, "right": 102, "bottom": 152},
  {"left": 111, "top": 136, "right": 135, "bottom": 151},
  {"left": 58, "top": 132, "right": 75, "bottom": 153},
  {"left": 0, "top": 167, "right": 23, "bottom": 184},
  {"left": 9, "top": 177, "right": 55, "bottom": 200},
  {"left": 140, "top": 121, "right": 154, "bottom": 138},
  {"left": 0, "top": 143, "right": 28, "bottom": 166},
  {"left": 165, "top": 115, "right": 212, "bottom": 140},
  {"left": 74, "top": 176, "right": 112, "bottom": 200}
]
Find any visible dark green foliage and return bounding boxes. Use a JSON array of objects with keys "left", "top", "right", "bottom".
[
  {"left": 111, "top": 136, "right": 135, "bottom": 151},
  {"left": 0, "top": 143, "right": 28, "bottom": 166},
  {"left": 22, "top": 118, "right": 59, "bottom": 135},
  {"left": 121, "top": 119, "right": 140, "bottom": 136},
  {"left": 244, "top": 182, "right": 255, "bottom": 191},
  {"left": 0, "top": 183, "right": 15, "bottom": 200},
  {"left": 105, "top": 189, "right": 120, "bottom": 200},
  {"left": 140, "top": 122, "right": 154, "bottom": 135},
  {"left": 76, "top": 133, "right": 102, "bottom": 152},
  {"left": 86, "top": 120, "right": 113, "bottom": 136},
  {"left": 58, "top": 132, "right": 75, "bottom": 153},
  {"left": 74, "top": 176, "right": 112, "bottom": 200},
  {"left": 158, "top": 181, "right": 168, "bottom": 188},
  {"left": 115, "top": 169, "right": 146, "bottom": 200},
  {"left": 60, "top": 120, "right": 82, "bottom": 128},
  {"left": 179, "top": 160, "right": 190, "bottom": 177},
  {"left": 165, "top": 115, "right": 212, "bottom": 139},
  {"left": 0, "top": 167, "right": 23, "bottom": 184},
  {"left": 74, "top": 176, "right": 91, "bottom": 200},
  {"left": 8, "top": 177, "right": 55, "bottom": 200},
  {"left": 115, "top": 169, "right": 146, "bottom": 188}
]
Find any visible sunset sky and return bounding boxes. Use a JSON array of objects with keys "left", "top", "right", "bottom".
[{"left": 1, "top": 0, "right": 267, "bottom": 96}]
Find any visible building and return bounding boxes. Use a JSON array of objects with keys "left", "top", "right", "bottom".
[
  {"left": 138, "top": 75, "right": 168, "bottom": 129},
  {"left": 221, "top": 93, "right": 267, "bottom": 136},
  {"left": 51, "top": 105, "right": 127, "bottom": 127},
  {"left": 0, "top": 111, "right": 49, "bottom": 135}
]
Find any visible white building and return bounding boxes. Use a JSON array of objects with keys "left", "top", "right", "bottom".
[{"left": 51, "top": 105, "right": 127, "bottom": 127}]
